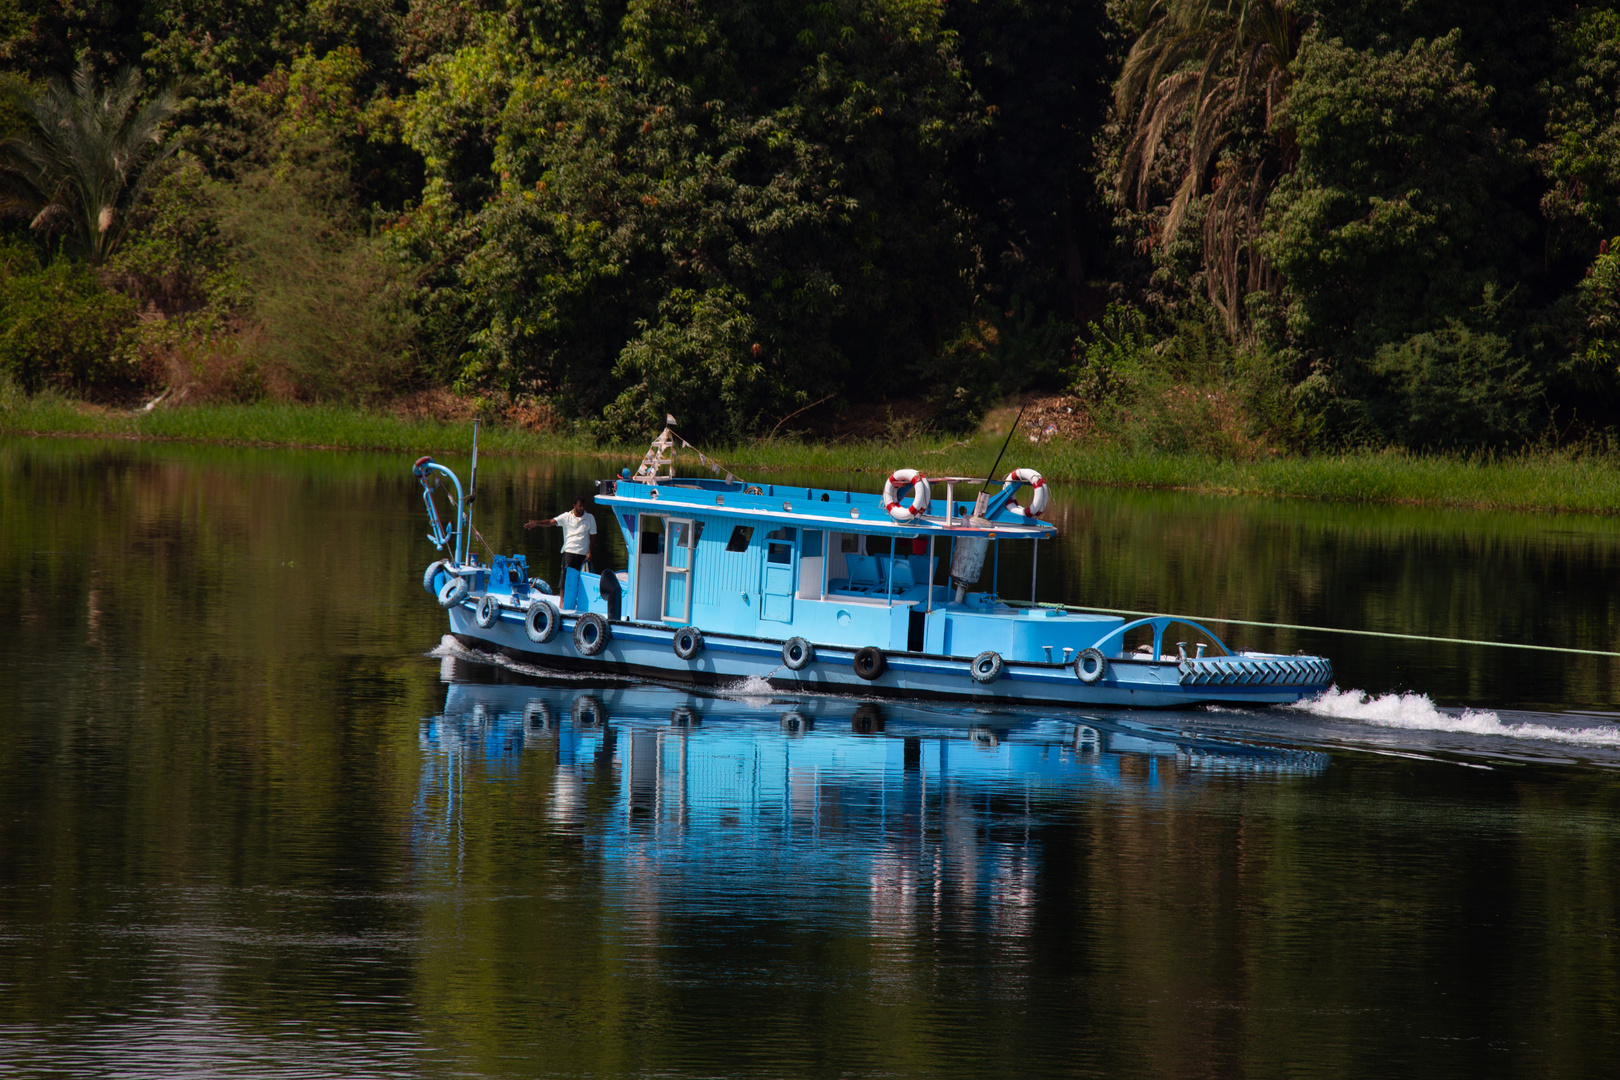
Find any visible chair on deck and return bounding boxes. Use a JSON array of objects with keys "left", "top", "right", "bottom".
[
  {"left": 846, "top": 555, "right": 880, "bottom": 591},
  {"left": 886, "top": 558, "right": 915, "bottom": 592},
  {"left": 908, "top": 554, "right": 932, "bottom": 588}
]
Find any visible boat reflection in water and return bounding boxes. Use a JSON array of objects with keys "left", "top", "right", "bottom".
[{"left": 417, "top": 660, "right": 1328, "bottom": 909}]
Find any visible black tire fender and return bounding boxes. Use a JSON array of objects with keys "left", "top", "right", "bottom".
[
  {"left": 573, "top": 612, "right": 610, "bottom": 656},
  {"left": 1075, "top": 647, "right": 1107, "bottom": 684},
  {"left": 672, "top": 626, "right": 704, "bottom": 660},
  {"left": 782, "top": 636, "right": 815, "bottom": 670},
  {"left": 525, "top": 600, "right": 559, "bottom": 643},
  {"left": 853, "top": 646, "right": 887, "bottom": 681},
  {"left": 437, "top": 576, "right": 469, "bottom": 608}
]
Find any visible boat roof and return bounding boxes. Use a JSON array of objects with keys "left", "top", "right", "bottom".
[{"left": 597, "top": 475, "right": 1057, "bottom": 539}]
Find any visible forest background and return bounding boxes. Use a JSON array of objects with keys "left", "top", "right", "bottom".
[{"left": 4, "top": 0, "right": 1620, "bottom": 458}]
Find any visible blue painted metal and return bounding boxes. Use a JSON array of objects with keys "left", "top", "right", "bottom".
[{"left": 412, "top": 461, "right": 1336, "bottom": 708}]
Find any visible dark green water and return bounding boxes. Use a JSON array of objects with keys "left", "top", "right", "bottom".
[{"left": 1, "top": 435, "right": 1618, "bottom": 1078}]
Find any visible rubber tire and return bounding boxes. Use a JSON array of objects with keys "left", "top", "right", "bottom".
[
  {"left": 672, "top": 626, "right": 704, "bottom": 660},
  {"left": 782, "top": 636, "right": 815, "bottom": 670},
  {"left": 780, "top": 711, "right": 812, "bottom": 735},
  {"left": 437, "top": 576, "right": 469, "bottom": 608},
  {"left": 1075, "top": 647, "right": 1107, "bottom": 684},
  {"left": 670, "top": 706, "right": 699, "bottom": 728},
  {"left": 475, "top": 595, "right": 501, "bottom": 628},
  {"left": 571, "top": 695, "right": 606, "bottom": 727},
  {"left": 853, "top": 646, "right": 887, "bottom": 681},
  {"left": 573, "top": 612, "right": 610, "bottom": 656},
  {"left": 423, "top": 559, "right": 448, "bottom": 595},
  {"left": 970, "top": 650, "right": 1004, "bottom": 684},
  {"left": 525, "top": 600, "right": 559, "bottom": 644}
]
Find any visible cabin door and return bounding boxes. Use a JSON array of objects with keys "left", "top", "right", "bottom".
[
  {"left": 662, "top": 518, "right": 696, "bottom": 624},
  {"left": 761, "top": 526, "right": 796, "bottom": 622},
  {"left": 634, "top": 516, "right": 665, "bottom": 621}
]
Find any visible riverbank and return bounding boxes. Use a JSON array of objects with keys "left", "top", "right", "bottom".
[{"left": 6, "top": 393, "right": 1620, "bottom": 515}]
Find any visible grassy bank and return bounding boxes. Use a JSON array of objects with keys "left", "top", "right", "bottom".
[{"left": 6, "top": 392, "right": 1620, "bottom": 515}]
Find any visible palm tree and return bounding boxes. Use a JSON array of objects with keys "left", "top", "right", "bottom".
[
  {"left": 1113, "top": 0, "right": 1299, "bottom": 336},
  {"left": 0, "top": 61, "right": 181, "bottom": 265}
]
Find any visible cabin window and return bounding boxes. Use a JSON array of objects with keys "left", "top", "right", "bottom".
[
  {"left": 766, "top": 526, "right": 796, "bottom": 542},
  {"left": 840, "top": 533, "right": 863, "bottom": 555},
  {"left": 640, "top": 515, "right": 664, "bottom": 554},
  {"left": 725, "top": 525, "right": 754, "bottom": 552}
]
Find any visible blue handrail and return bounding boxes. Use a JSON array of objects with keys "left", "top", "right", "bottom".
[{"left": 413, "top": 456, "right": 466, "bottom": 565}]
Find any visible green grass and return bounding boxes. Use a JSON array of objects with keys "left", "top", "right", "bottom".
[
  {"left": 0, "top": 393, "right": 604, "bottom": 456},
  {"left": 726, "top": 439, "right": 1620, "bottom": 514},
  {"left": 7, "top": 391, "right": 1620, "bottom": 514}
]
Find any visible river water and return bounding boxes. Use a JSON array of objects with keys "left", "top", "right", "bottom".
[{"left": 1, "top": 435, "right": 1617, "bottom": 1078}]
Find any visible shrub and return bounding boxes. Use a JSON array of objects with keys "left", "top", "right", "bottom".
[
  {"left": 214, "top": 146, "right": 424, "bottom": 403},
  {"left": 0, "top": 242, "right": 139, "bottom": 396},
  {"left": 1068, "top": 302, "right": 1271, "bottom": 458},
  {"left": 597, "top": 286, "right": 762, "bottom": 442},
  {"left": 1580, "top": 238, "right": 1620, "bottom": 370},
  {"left": 1365, "top": 323, "right": 1545, "bottom": 451}
]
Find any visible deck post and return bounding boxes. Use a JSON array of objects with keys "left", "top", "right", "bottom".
[
  {"left": 927, "top": 535, "right": 936, "bottom": 613},
  {"left": 820, "top": 535, "right": 828, "bottom": 598},
  {"left": 887, "top": 536, "right": 896, "bottom": 607},
  {"left": 1031, "top": 537, "right": 1038, "bottom": 603}
]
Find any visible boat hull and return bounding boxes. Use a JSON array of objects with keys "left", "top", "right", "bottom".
[{"left": 445, "top": 604, "right": 1332, "bottom": 709}]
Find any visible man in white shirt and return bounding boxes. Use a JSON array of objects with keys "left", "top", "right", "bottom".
[{"left": 525, "top": 496, "right": 598, "bottom": 573}]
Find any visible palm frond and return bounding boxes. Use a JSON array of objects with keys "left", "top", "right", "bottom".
[
  {"left": 0, "top": 60, "right": 181, "bottom": 264},
  {"left": 1110, "top": 0, "right": 1300, "bottom": 337}
]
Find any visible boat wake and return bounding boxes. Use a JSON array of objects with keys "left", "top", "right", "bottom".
[
  {"left": 1290, "top": 687, "right": 1620, "bottom": 749},
  {"left": 428, "top": 634, "right": 631, "bottom": 684}
]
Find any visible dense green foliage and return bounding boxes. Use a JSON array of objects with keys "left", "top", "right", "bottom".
[
  {"left": 0, "top": 238, "right": 136, "bottom": 392},
  {"left": 5, "top": 1, "right": 1620, "bottom": 451}
]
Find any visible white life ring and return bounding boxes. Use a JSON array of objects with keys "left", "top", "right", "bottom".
[
  {"left": 881, "top": 468, "right": 931, "bottom": 522},
  {"left": 1003, "top": 467, "right": 1050, "bottom": 518}
]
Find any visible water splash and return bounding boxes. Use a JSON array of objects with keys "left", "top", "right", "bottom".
[
  {"left": 428, "top": 634, "right": 464, "bottom": 658},
  {"left": 1291, "top": 688, "right": 1620, "bottom": 748},
  {"left": 721, "top": 675, "right": 777, "bottom": 701}
]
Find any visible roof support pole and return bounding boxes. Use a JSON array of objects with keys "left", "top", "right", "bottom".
[
  {"left": 1031, "top": 537, "right": 1039, "bottom": 604},
  {"left": 887, "top": 536, "right": 896, "bottom": 608},
  {"left": 927, "top": 535, "right": 936, "bottom": 614},
  {"left": 821, "top": 534, "right": 829, "bottom": 598}
]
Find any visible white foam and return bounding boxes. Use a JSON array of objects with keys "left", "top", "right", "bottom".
[
  {"left": 426, "top": 634, "right": 627, "bottom": 683},
  {"left": 428, "top": 634, "right": 465, "bottom": 658},
  {"left": 1290, "top": 687, "right": 1620, "bottom": 748},
  {"left": 721, "top": 675, "right": 778, "bottom": 702}
]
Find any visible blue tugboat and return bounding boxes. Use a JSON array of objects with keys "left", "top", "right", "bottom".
[{"left": 414, "top": 426, "right": 1333, "bottom": 708}]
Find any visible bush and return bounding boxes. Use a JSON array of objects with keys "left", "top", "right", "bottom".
[
  {"left": 0, "top": 242, "right": 140, "bottom": 396},
  {"left": 597, "top": 286, "right": 762, "bottom": 442},
  {"left": 215, "top": 146, "right": 424, "bottom": 403},
  {"left": 1580, "top": 238, "right": 1620, "bottom": 370},
  {"left": 1365, "top": 323, "right": 1544, "bottom": 451},
  {"left": 1068, "top": 302, "right": 1272, "bottom": 458}
]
